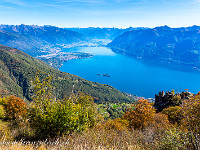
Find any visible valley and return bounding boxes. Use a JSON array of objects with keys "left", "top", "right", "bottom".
[
  {"left": 1, "top": 0, "right": 200, "bottom": 149},
  {"left": 1, "top": 24, "right": 200, "bottom": 98}
]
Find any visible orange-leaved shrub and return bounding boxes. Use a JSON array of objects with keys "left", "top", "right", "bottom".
[
  {"left": 152, "top": 113, "right": 170, "bottom": 132},
  {"left": 1, "top": 96, "right": 27, "bottom": 120},
  {"left": 181, "top": 92, "right": 200, "bottom": 149},
  {"left": 104, "top": 118, "right": 129, "bottom": 131},
  {"left": 123, "top": 99, "right": 156, "bottom": 129}
]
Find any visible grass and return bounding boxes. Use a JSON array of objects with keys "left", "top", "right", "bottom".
[
  {"left": 0, "top": 117, "right": 192, "bottom": 150},
  {"left": 0, "top": 128, "right": 143, "bottom": 150}
]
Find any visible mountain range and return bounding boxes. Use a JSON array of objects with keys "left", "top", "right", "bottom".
[
  {"left": 2, "top": 24, "right": 200, "bottom": 102},
  {"left": 67, "top": 27, "right": 149, "bottom": 40},
  {"left": 0, "top": 24, "right": 86, "bottom": 56},
  {"left": 108, "top": 25, "right": 200, "bottom": 69}
]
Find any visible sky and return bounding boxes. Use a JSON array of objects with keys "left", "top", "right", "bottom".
[{"left": 0, "top": 0, "right": 200, "bottom": 28}]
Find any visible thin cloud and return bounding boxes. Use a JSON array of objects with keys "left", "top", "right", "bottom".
[
  {"left": 56, "top": 0, "right": 107, "bottom": 4},
  {"left": 0, "top": 5, "right": 13, "bottom": 9},
  {"left": 3, "top": 0, "right": 25, "bottom": 6},
  {"left": 80, "top": 9, "right": 143, "bottom": 16}
]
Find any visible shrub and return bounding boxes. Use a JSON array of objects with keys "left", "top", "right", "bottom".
[
  {"left": 153, "top": 113, "right": 170, "bottom": 132},
  {"left": 104, "top": 118, "right": 129, "bottom": 131},
  {"left": 29, "top": 94, "right": 100, "bottom": 138},
  {"left": 181, "top": 93, "right": 200, "bottom": 149},
  {"left": 0, "top": 105, "right": 4, "bottom": 119},
  {"left": 158, "top": 128, "right": 189, "bottom": 150},
  {"left": 162, "top": 106, "right": 183, "bottom": 125},
  {"left": 171, "top": 95, "right": 181, "bottom": 106},
  {"left": 1, "top": 96, "right": 27, "bottom": 120},
  {"left": 29, "top": 74, "right": 100, "bottom": 138},
  {"left": 124, "top": 99, "right": 156, "bottom": 129}
]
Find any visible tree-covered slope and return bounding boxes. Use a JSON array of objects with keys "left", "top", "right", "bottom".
[{"left": 0, "top": 45, "right": 131, "bottom": 103}]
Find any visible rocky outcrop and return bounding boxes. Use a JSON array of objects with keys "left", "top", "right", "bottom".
[
  {"left": 154, "top": 90, "right": 195, "bottom": 112},
  {"left": 154, "top": 91, "right": 174, "bottom": 111}
]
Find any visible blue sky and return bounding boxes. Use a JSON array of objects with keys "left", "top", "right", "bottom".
[{"left": 0, "top": 0, "right": 200, "bottom": 28}]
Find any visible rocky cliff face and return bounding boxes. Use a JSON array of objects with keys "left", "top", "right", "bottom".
[
  {"left": 154, "top": 90, "right": 194, "bottom": 111},
  {"left": 154, "top": 91, "right": 174, "bottom": 111}
]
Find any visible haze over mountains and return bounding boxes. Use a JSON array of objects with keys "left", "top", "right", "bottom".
[
  {"left": 1, "top": 24, "right": 200, "bottom": 71},
  {"left": 108, "top": 25, "right": 200, "bottom": 69},
  {"left": 0, "top": 25, "right": 148, "bottom": 56},
  {"left": 66, "top": 27, "right": 146, "bottom": 40},
  {"left": 0, "top": 24, "right": 86, "bottom": 56}
]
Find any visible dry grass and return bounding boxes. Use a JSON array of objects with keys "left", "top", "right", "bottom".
[
  {"left": 0, "top": 122, "right": 190, "bottom": 150},
  {"left": 0, "top": 126, "right": 146, "bottom": 150}
]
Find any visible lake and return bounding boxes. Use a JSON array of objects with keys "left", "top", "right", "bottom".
[{"left": 60, "top": 46, "right": 200, "bottom": 98}]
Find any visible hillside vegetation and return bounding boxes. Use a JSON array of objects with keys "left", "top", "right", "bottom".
[
  {"left": 0, "top": 89, "right": 200, "bottom": 149},
  {"left": 0, "top": 44, "right": 131, "bottom": 103}
]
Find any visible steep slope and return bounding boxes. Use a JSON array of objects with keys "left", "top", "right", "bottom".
[
  {"left": 0, "top": 24, "right": 86, "bottom": 56},
  {"left": 0, "top": 45, "right": 131, "bottom": 103},
  {"left": 0, "top": 30, "right": 45, "bottom": 56},
  {"left": 108, "top": 25, "right": 200, "bottom": 68}
]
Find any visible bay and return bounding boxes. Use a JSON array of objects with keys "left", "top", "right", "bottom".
[{"left": 60, "top": 46, "right": 200, "bottom": 98}]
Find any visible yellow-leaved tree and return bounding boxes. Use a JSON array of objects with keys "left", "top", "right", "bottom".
[
  {"left": 28, "top": 72, "right": 100, "bottom": 138},
  {"left": 181, "top": 92, "right": 200, "bottom": 150}
]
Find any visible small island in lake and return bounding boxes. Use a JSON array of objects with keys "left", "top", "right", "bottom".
[
  {"left": 96, "top": 73, "right": 110, "bottom": 77},
  {"left": 103, "top": 74, "right": 110, "bottom": 77}
]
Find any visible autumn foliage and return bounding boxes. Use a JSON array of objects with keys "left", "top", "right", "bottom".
[
  {"left": 162, "top": 106, "right": 183, "bottom": 125},
  {"left": 123, "top": 99, "right": 156, "bottom": 129},
  {"left": 28, "top": 74, "right": 100, "bottom": 138},
  {"left": 103, "top": 118, "right": 129, "bottom": 131},
  {"left": 181, "top": 92, "right": 200, "bottom": 149},
  {"left": 1, "top": 96, "right": 27, "bottom": 120},
  {"left": 2, "top": 72, "right": 200, "bottom": 150}
]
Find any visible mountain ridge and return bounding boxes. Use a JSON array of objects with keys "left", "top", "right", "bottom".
[
  {"left": 107, "top": 25, "right": 200, "bottom": 69},
  {"left": 0, "top": 24, "right": 86, "bottom": 56}
]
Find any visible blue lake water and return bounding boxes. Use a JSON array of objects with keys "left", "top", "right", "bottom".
[{"left": 60, "top": 47, "right": 200, "bottom": 98}]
